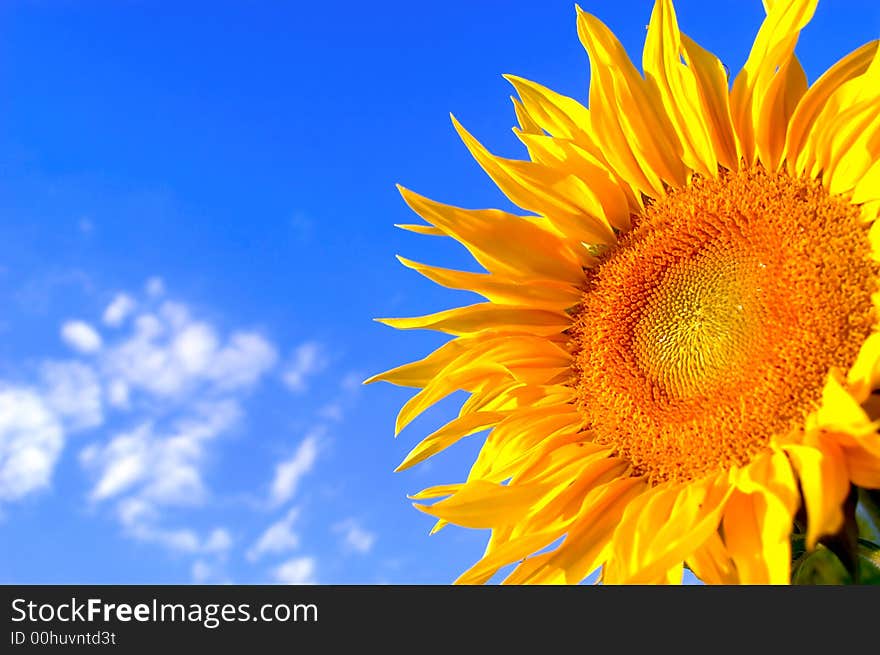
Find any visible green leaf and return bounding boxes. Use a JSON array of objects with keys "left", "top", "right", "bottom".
[
  {"left": 857, "top": 539, "right": 880, "bottom": 585},
  {"left": 791, "top": 545, "right": 852, "bottom": 585}
]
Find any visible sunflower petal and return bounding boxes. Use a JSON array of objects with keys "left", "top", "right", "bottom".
[
  {"left": 783, "top": 440, "right": 849, "bottom": 550},
  {"left": 504, "top": 75, "right": 594, "bottom": 146},
  {"left": 604, "top": 472, "right": 732, "bottom": 584},
  {"left": 513, "top": 130, "right": 633, "bottom": 231},
  {"left": 576, "top": 6, "right": 687, "bottom": 195},
  {"left": 455, "top": 529, "right": 564, "bottom": 585},
  {"left": 397, "top": 186, "right": 589, "bottom": 282},
  {"left": 643, "top": 0, "right": 718, "bottom": 176},
  {"left": 723, "top": 451, "right": 799, "bottom": 584},
  {"left": 754, "top": 55, "right": 807, "bottom": 171},
  {"left": 414, "top": 479, "right": 550, "bottom": 529},
  {"left": 452, "top": 115, "right": 617, "bottom": 246},
  {"left": 685, "top": 531, "right": 739, "bottom": 585},
  {"left": 510, "top": 96, "right": 543, "bottom": 135},
  {"left": 503, "top": 477, "right": 648, "bottom": 584},
  {"left": 396, "top": 256, "right": 582, "bottom": 311},
  {"left": 852, "top": 158, "right": 880, "bottom": 205},
  {"left": 396, "top": 411, "right": 506, "bottom": 472},
  {"left": 784, "top": 41, "right": 878, "bottom": 174},
  {"left": 679, "top": 33, "right": 739, "bottom": 170},
  {"left": 377, "top": 303, "right": 570, "bottom": 337},
  {"left": 824, "top": 98, "right": 880, "bottom": 195},
  {"left": 729, "top": 0, "right": 818, "bottom": 165}
]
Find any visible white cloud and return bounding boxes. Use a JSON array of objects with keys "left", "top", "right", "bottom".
[
  {"left": 191, "top": 560, "right": 213, "bottom": 583},
  {"left": 210, "top": 333, "right": 278, "bottom": 390},
  {"left": 82, "top": 400, "right": 240, "bottom": 506},
  {"left": 107, "top": 380, "right": 130, "bottom": 408},
  {"left": 100, "top": 302, "right": 276, "bottom": 400},
  {"left": 247, "top": 507, "right": 300, "bottom": 562},
  {"left": 60, "top": 320, "right": 102, "bottom": 354},
  {"left": 270, "top": 431, "right": 321, "bottom": 506},
  {"left": 102, "top": 293, "right": 136, "bottom": 327},
  {"left": 40, "top": 361, "right": 103, "bottom": 431},
  {"left": 146, "top": 276, "right": 165, "bottom": 297},
  {"left": 114, "top": 497, "right": 232, "bottom": 555},
  {"left": 191, "top": 559, "right": 232, "bottom": 584},
  {"left": 317, "top": 403, "right": 344, "bottom": 422},
  {"left": 334, "top": 519, "right": 376, "bottom": 554},
  {"left": 281, "top": 342, "right": 326, "bottom": 393},
  {"left": 204, "top": 528, "right": 233, "bottom": 553},
  {"left": 273, "top": 557, "right": 317, "bottom": 585},
  {"left": 0, "top": 388, "right": 63, "bottom": 502}
]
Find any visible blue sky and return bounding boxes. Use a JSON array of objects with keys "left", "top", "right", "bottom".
[{"left": 0, "top": 0, "right": 878, "bottom": 584}]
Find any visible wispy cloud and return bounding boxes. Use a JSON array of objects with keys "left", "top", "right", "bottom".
[
  {"left": 81, "top": 400, "right": 240, "bottom": 505},
  {"left": 281, "top": 342, "right": 326, "bottom": 393},
  {"left": 273, "top": 556, "right": 317, "bottom": 585},
  {"left": 192, "top": 558, "right": 233, "bottom": 584},
  {"left": 56, "top": 280, "right": 280, "bottom": 560},
  {"left": 0, "top": 388, "right": 63, "bottom": 502},
  {"left": 39, "top": 361, "right": 103, "bottom": 432},
  {"left": 102, "top": 293, "right": 136, "bottom": 327},
  {"left": 247, "top": 506, "right": 301, "bottom": 562},
  {"left": 145, "top": 276, "right": 165, "bottom": 298},
  {"left": 334, "top": 518, "right": 376, "bottom": 554},
  {"left": 60, "top": 320, "right": 103, "bottom": 354},
  {"left": 113, "top": 497, "right": 232, "bottom": 555},
  {"left": 269, "top": 431, "right": 321, "bottom": 506},
  {"left": 99, "top": 301, "right": 277, "bottom": 401}
]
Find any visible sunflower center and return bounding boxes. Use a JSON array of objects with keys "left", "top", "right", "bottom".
[{"left": 571, "top": 167, "right": 877, "bottom": 484}]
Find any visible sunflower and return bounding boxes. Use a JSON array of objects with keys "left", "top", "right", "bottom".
[{"left": 368, "top": 0, "right": 880, "bottom": 584}]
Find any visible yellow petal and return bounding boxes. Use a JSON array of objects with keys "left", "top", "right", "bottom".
[
  {"left": 414, "top": 479, "right": 550, "bottom": 529},
  {"left": 455, "top": 529, "right": 564, "bottom": 585},
  {"left": 576, "top": 6, "right": 687, "bottom": 196},
  {"left": 397, "top": 186, "right": 589, "bottom": 283},
  {"left": 643, "top": 0, "right": 717, "bottom": 176},
  {"left": 723, "top": 450, "right": 798, "bottom": 584},
  {"left": 504, "top": 75, "right": 594, "bottom": 146},
  {"left": 783, "top": 41, "right": 878, "bottom": 174},
  {"left": 513, "top": 130, "right": 633, "bottom": 231},
  {"left": 679, "top": 33, "right": 739, "bottom": 170},
  {"left": 460, "top": 378, "right": 558, "bottom": 414},
  {"left": 510, "top": 96, "right": 543, "bottom": 135},
  {"left": 376, "top": 302, "right": 570, "bottom": 337},
  {"left": 603, "top": 472, "right": 732, "bottom": 584},
  {"left": 852, "top": 157, "right": 880, "bottom": 205},
  {"left": 503, "top": 477, "right": 647, "bottom": 584},
  {"left": 796, "top": 44, "right": 880, "bottom": 177},
  {"left": 754, "top": 55, "right": 807, "bottom": 171},
  {"left": 512, "top": 454, "right": 626, "bottom": 535},
  {"left": 782, "top": 441, "right": 849, "bottom": 549},
  {"left": 811, "top": 370, "right": 877, "bottom": 438},
  {"left": 845, "top": 332, "right": 880, "bottom": 403},
  {"left": 839, "top": 432, "right": 880, "bottom": 489},
  {"left": 395, "top": 411, "right": 506, "bottom": 472},
  {"left": 396, "top": 256, "right": 582, "bottom": 311},
  {"left": 408, "top": 483, "right": 462, "bottom": 501},
  {"left": 394, "top": 223, "right": 445, "bottom": 236},
  {"left": 823, "top": 98, "right": 880, "bottom": 195},
  {"left": 452, "top": 115, "right": 617, "bottom": 246},
  {"left": 468, "top": 407, "right": 584, "bottom": 481},
  {"left": 685, "top": 531, "right": 739, "bottom": 585},
  {"left": 729, "top": 0, "right": 818, "bottom": 165}
]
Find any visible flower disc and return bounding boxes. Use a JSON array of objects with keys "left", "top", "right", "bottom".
[{"left": 572, "top": 167, "right": 878, "bottom": 483}]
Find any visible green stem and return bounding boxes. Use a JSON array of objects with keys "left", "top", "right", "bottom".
[
  {"left": 856, "top": 488, "right": 880, "bottom": 544},
  {"left": 819, "top": 486, "right": 859, "bottom": 583}
]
